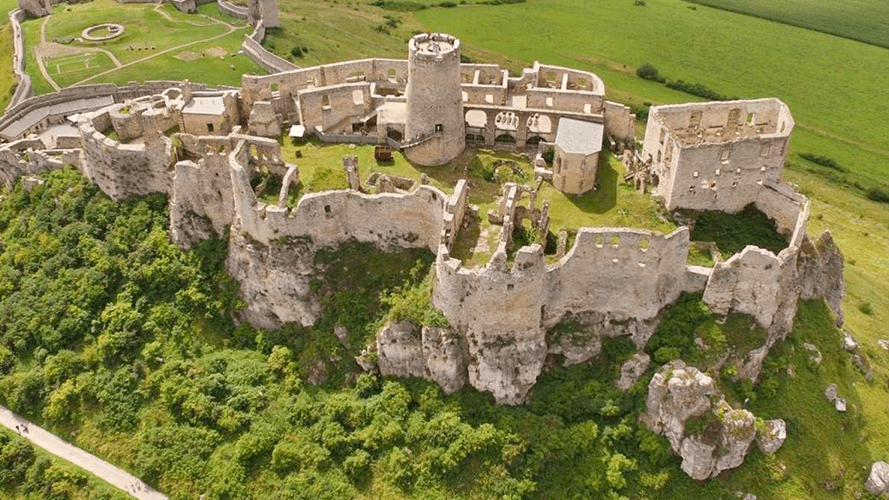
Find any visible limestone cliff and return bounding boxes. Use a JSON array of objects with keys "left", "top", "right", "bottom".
[{"left": 641, "top": 361, "right": 785, "bottom": 480}]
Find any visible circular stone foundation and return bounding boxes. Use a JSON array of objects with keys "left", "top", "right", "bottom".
[{"left": 81, "top": 24, "right": 125, "bottom": 42}]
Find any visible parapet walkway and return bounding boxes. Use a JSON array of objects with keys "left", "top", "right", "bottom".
[{"left": 0, "top": 404, "right": 168, "bottom": 500}]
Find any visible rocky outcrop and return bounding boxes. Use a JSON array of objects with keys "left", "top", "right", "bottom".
[
  {"left": 756, "top": 418, "right": 786, "bottom": 455},
  {"left": 17, "top": 0, "right": 50, "bottom": 18},
  {"left": 797, "top": 231, "right": 845, "bottom": 325},
  {"left": 616, "top": 353, "right": 651, "bottom": 391},
  {"left": 866, "top": 461, "right": 889, "bottom": 496},
  {"left": 375, "top": 322, "right": 467, "bottom": 394},
  {"left": 802, "top": 342, "right": 822, "bottom": 365},
  {"left": 642, "top": 361, "right": 785, "bottom": 480}
]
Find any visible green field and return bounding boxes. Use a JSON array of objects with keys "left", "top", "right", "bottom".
[
  {"left": 18, "top": 0, "right": 264, "bottom": 94},
  {"left": 684, "top": 0, "right": 889, "bottom": 49}
]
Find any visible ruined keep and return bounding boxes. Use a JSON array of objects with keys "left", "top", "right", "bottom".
[
  {"left": 635, "top": 98, "right": 794, "bottom": 212},
  {"left": 404, "top": 33, "right": 466, "bottom": 166}
]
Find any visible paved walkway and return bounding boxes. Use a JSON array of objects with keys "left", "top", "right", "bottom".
[{"left": 0, "top": 405, "right": 168, "bottom": 500}]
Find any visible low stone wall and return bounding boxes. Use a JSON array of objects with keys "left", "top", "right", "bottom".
[
  {"left": 241, "top": 22, "right": 299, "bottom": 74},
  {"left": 217, "top": 0, "right": 248, "bottom": 19},
  {"left": 8, "top": 10, "right": 33, "bottom": 110}
]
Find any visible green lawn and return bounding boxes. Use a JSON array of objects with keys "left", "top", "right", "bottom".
[
  {"left": 17, "top": 0, "right": 263, "bottom": 93},
  {"left": 43, "top": 0, "right": 232, "bottom": 65},
  {"left": 683, "top": 0, "right": 889, "bottom": 49},
  {"left": 44, "top": 51, "right": 115, "bottom": 89}
]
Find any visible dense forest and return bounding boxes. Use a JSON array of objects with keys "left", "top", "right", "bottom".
[{"left": 0, "top": 168, "right": 865, "bottom": 499}]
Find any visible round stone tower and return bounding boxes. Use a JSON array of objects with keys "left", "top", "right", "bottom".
[{"left": 404, "top": 33, "right": 465, "bottom": 166}]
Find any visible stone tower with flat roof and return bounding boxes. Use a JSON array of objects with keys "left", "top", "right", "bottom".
[{"left": 404, "top": 33, "right": 465, "bottom": 166}]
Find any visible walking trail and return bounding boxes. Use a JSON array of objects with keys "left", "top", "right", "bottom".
[{"left": 0, "top": 404, "right": 168, "bottom": 500}]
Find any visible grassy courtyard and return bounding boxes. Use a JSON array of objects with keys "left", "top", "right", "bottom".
[{"left": 277, "top": 137, "right": 673, "bottom": 267}]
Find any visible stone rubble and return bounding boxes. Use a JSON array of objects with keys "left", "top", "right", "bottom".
[{"left": 616, "top": 353, "right": 651, "bottom": 391}]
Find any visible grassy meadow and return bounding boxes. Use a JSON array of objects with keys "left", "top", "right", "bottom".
[{"left": 683, "top": 0, "right": 889, "bottom": 49}]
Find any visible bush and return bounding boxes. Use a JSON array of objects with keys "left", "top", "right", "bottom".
[
  {"left": 799, "top": 153, "right": 845, "bottom": 172},
  {"left": 439, "top": 0, "right": 457, "bottom": 6},
  {"left": 290, "top": 46, "right": 303, "bottom": 58},
  {"left": 858, "top": 302, "right": 873, "bottom": 315},
  {"left": 635, "top": 63, "right": 661, "bottom": 82},
  {"left": 866, "top": 187, "right": 889, "bottom": 203},
  {"left": 665, "top": 80, "right": 728, "bottom": 101}
]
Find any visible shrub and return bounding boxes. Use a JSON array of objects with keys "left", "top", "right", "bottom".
[
  {"left": 858, "top": 302, "right": 873, "bottom": 315},
  {"left": 665, "top": 80, "right": 728, "bottom": 101},
  {"left": 866, "top": 187, "right": 889, "bottom": 203},
  {"left": 290, "top": 46, "right": 303, "bottom": 58},
  {"left": 439, "top": 0, "right": 457, "bottom": 6},
  {"left": 635, "top": 63, "right": 661, "bottom": 81},
  {"left": 799, "top": 153, "right": 845, "bottom": 172}
]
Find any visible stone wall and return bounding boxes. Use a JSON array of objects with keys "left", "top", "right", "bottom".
[
  {"left": 76, "top": 116, "right": 174, "bottom": 200},
  {"left": 603, "top": 100, "right": 636, "bottom": 146},
  {"left": 241, "top": 22, "right": 299, "bottom": 74},
  {"left": 8, "top": 10, "right": 33, "bottom": 110},
  {"left": 0, "top": 138, "right": 78, "bottom": 189},
  {"left": 217, "top": 0, "right": 248, "bottom": 19}
]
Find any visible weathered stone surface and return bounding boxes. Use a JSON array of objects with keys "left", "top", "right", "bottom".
[
  {"left": 843, "top": 331, "right": 858, "bottom": 351},
  {"left": 825, "top": 383, "right": 838, "bottom": 403},
  {"left": 616, "top": 353, "right": 651, "bottom": 391},
  {"left": 643, "top": 362, "right": 777, "bottom": 480},
  {"left": 803, "top": 342, "right": 822, "bottom": 365},
  {"left": 878, "top": 339, "right": 889, "bottom": 351},
  {"left": 797, "top": 231, "right": 845, "bottom": 326},
  {"left": 377, "top": 322, "right": 426, "bottom": 378},
  {"left": 247, "top": 100, "right": 281, "bottom": 137},
  {"left": 17, "top": 0, "right": 51, "bottom": 18},
  {"left": 756, "top": 418, "right": 786, "bottom": 455},
  {"left": 421, "top": 326, "right": 467, "bottom": 394},
  {"left": 834, "top": 398, "right": 846, "bottom": 412},
  {"left": 865, "top": 461, "right": 889, "bottom": 495}
]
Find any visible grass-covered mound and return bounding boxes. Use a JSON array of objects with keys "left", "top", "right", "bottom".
[{"left": 0, "top": 169, "right": 883, "bottom": 500}]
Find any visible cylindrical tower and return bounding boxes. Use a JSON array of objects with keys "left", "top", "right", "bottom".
[{"left": 404, "top": 33, "right": 465, "bottom": 166}]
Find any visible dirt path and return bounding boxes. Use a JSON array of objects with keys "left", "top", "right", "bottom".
[
  {"left": 0, "top": 405, "right": 168, "bottom": 500},
  {"left": 152, "top": 3, "right": 219, "bottom": 27}
]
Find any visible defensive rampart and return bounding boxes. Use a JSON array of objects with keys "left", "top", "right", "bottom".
[{"left": 8, "top": 10, "right": 33, "bottom": 110}]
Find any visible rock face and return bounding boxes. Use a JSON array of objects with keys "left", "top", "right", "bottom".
[
  {"left": 866, "top": 461, "right": 889, "bottom": 495},
  {"left": 756, "top": 419, "right": 786, "bottom": 455},
  {"left": 797, "top": 231, "right": 845, "bottom": 326},
  {"left": 642, "top": 361, "right": 784, "bottom": 480},
  {"left": 616, "top": 353, "right": 651, "bottom": 391},
  {"left": 375, "top": 322, "right": 467, "bottom": 394},
  {"left": 17, "top": 0, "right": 51, "bottom": 17}
]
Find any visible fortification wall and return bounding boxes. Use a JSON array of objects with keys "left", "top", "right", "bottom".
[
  {"left": 603, "top": 100, "right": 635, "bottom": 145},
  {"left": 0, "top": 138, "right": 79, "bottom": 189},
  {"left": 545, "top": 227, "right": 695, "bottom": 329},
  {"left": 77, "top": 118, "right": 173, "bottom": 200},
  {"left": 299, "top": 83, "right": 373, "bottom": 134},
  {"left": 217, "top": 0, "right": 248, "bottom": 19},
  {"left": 241, "top": 22, "right": 299, "bottom": 74},
  {"left": 170, "top": 135, "right": 239, "bottom": 247},
  {"left": 8, "top": 10, "right": 33, "bottom": 110}
]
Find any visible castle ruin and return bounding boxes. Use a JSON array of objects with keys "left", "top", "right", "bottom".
[{"left": 0, "top": 33, "right": 844, "bottom": 405}]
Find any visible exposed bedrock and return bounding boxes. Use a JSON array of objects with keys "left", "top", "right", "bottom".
[
  {"left": 641, "top": 361, "right": 784, "bottom": 480},
  {"left": 375, "top": 322, "right": 467, "bottom": 395}
]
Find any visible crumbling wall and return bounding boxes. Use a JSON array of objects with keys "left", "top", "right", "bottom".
[
  {"left": 299, "top": 83, "right": 373, "bottom": 134},
  {"left": 169, "top": 135, "right": 239, "bottom": 247},
  {"left": 604, "top": 100, "right": 635, "bottom": 146},
  {"left": 434, "top": 245, "right": 547, "bottom": 405},
  {"left": 77, "top": 121, "right": 173, "bottom": 200},
  {"left": 226, "top": 147, "right": 448, "bottom": 328},
  {"left": 545, "top": 227, "right": 697, "bottom": 343}
]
